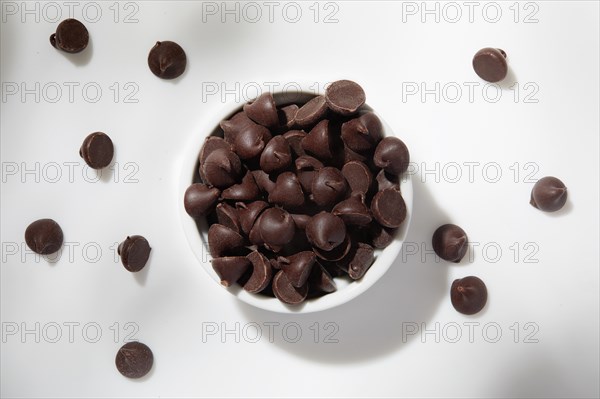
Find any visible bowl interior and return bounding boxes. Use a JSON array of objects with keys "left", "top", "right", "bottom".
[{"left": 179, "top": 88, "right": 413, "bottom": 313}]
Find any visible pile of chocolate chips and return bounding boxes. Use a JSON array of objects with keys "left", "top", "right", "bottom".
[{"left": 184, "top": 80, "right": 410, "bottom": 305}]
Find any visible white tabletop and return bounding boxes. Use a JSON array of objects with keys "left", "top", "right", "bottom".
[{"left": 1, "top": 1, "right": 599, "bottom": 398}]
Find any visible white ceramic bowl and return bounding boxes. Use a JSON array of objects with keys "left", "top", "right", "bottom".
[{"left": 179, "top": 84, "right": 413, "bottom": 313}]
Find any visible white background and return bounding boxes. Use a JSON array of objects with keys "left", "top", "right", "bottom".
[{"left": 1, "top": 1, "right": 599, "bottom": 398}]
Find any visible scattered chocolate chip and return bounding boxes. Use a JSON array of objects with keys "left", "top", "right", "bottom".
[
  {"left": 341, "top": 161, "right": 372, "bottom": 195},
  {"left": 295, "top": 95, "right": 328, "bottom": 127},
  {"left": 201, "top": 148, "right": 242, "bottom": 188},
  {"left": 244, "top": 92, "right": 279, "bottom": 128},
  {"left": 259, "top": 135, "right": 292, "bottom": 174},
  {"left": 432, "top": 224, "right": 468, "bottom": 263},
  {"left": 50, "top": 19, "right": 89, "bottom": 53},
  {"left": 272, "top": 270, "right": 308, "bottom": 305},
  {"left": 325, "top": 80, "right": 366, "bottom": 115},
  {"left": 332, "top": 193, "right": 372, "bottom": 226},
  {"left": 473, "top": 48, "right": 508, "bottom": 83},
  {"left": 148, "top": 41, "right": 187, "bottom": 79},
  {"left": 221, "top": 170, "right": 260, "bottom": 201},
  {"left": 341, "top": 112, "right": 383, "bottom": 152},
  {"left": 184, "top": 183, "right": 220, "bottom": 218},
  {"left": 306, "top": 212, "right": 346, "bottom": 251},
  {"left": 115, "top": 342, "right": 153, "bottom": 379},
  {"left": 530, "top": 176, "right": 567, "bottom": 212},
  {"left": 311, "top": 167, "right": 348, "bottom": 208},
  {"left": 244, "top": 251, "right": 273, "bottom": 293},
  {"left": 79, "top": 132, "right": 114, "bottom": 169},
  {"left": 269, "top": 172, "right": 305, "bottom": 209},
  {"left": 24, "top": 219, "right": 63, "bottom": 255},
  {"left": 278, "top": 251, "right": 316, "bottom": 287},
  {"left": 211, "top": 256, "right": 251, "bottom": 287},
  {"left": 450, "top": 276, "right": 487, "bottom": 315},
  {"left": 374, "top": 137, "right": 410, "bottom": 176},
  {"left": 371, "top": 189, "right": 406, "bottom": 228},
  {"left": 118, "top": 235, "right": 151, "bottom": 272},
  {"left": 207, "top": 224, "right": 244, "bottom": 258}
]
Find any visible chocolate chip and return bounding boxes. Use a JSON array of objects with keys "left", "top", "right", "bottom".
[
  {"left": 341, "top": 112, "right": 383, "bottom": 152},
  {"left": 244, "top": 251, "right": 273, "bottom": 293},
  {"left": 432, "top": 224, "right": 468, "bottom": 263},
  {"left": 325, "top": 80, "right": 366, "bottom": 115},
  {"left": 530, "top": 176, "right": 567, "bottom": 212},
  {"left": 251, "top": 169, "right": 276, "bottom": 194},
  {"left": 259, "top": 135, "right": 292, "bottom": 174},
  {"left": 306, "top": 212, "right": 346, "bottom": 251},
  {"left": 283, "top": 130, "right": 307, "bottom": 157},
  {"left": 201, "top": 148, "right": 242, "bottom": 189},
  {"left": 473, "top": 48, "right": 508, "bottom": 83},
  {"left": 308, "top": 262, "right": 337, "bottom": 293},
  {"left": 244, "top": 92, "right": 279, "bottom": 128},
  {"left": 313, "top": 233, "right": 352, "bottom": 261},
  {"left": 371, "top": 189, "right": 406, "bottom": 228},
  {"left": 184, "top": 183, "right": 220, "bottom": 218},
  {"left": 220, "top": 112, "right": 272, "bottom": 160},
  {"left": 346, "top": 242, "right": 375, "bottom": 280},
  {"left": 341, "top": 161, "right": 372, "bottom": 195},
  {"left": 272, "top": 270, "right": 308, "bottom": 305},
  {"left": 373, "top": 137, "right": 410, "bottom": 176},
  {"left": 332, "top": 193, "right": 372, "bottom": 226},
  {"left": 375, "top": 169, "right": 400, "bottom": 191},
  {"left": 290, "top": 214, "right": 311, "bottom": 230},
  {"left": 216, "top": 202, "right": 241, "bottom": 232},
  {"left": 50, "top": 19, "right": 89, "bottom": 53},
  {"left": 79, "top": 132, "right": 114, "bottom": 169},
  {"left": 343, "top": 145, "right": 369, "bottom": 164},
  {"left": 221, "top": 170, "right": 260, "bottom": 201},
  {"left": 148, "top": 41, "right": 187, "bottom": 79},
  {"left": 278, "top": 104, "right": 299, "bottom": 130},
  {"left": 450, "top": 276, "right": 487, "bottom": 315},
  {"left": 24, "top": 219, "right": 63, "bottom": 255},
  {"left": 311, "top": 167, "right": 348, "bottom": 208},
  {"left": 269, "top": 172, "right": 305, "bottom": 209},
  {"left": 118, "top": 235, "right": 151, "bottom": 272},
  {"left": 368, "top": 222, "right": 397, "bottom": 249},
  {"left": 295, "top": 95, "right": 328, "bottom": 127},
  {"left": 207, "top": 224, "right": 245, "bottom": 258},
  {"left": 236, "top": 201, "right": 269, "bottom": 235},
  {"left": 115, "top": 342, "right": 153, "bottom": 379},
  {"left": 255, "top": 207, "right": 296, "bottom": 251},
  {"left": 295, "top": 156, "right": 324, "bottom": 194},
  {"left": 199, "top": 137, "right": 232, "bottom": 182},
  {"left": 211, "top": 256, "right": 251, "bottom": 287},
  {"left": 301, "top": 120, "right": 336, "bottom": 161},
  {"left": 278, "top": 251, "right": 316, "bottom": 287}
]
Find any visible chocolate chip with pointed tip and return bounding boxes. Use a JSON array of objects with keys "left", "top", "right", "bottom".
[
  {"left": 198, "top": 137, "right": 231, "bottom": 181},
  {"left": 325, "top": 80, "right": 366, "bottom": 115},
  {"left": 332, "top": 193, "right": 372, "bottom": 226},
  {"left": 341, "top": 161, "right": 372, "bottom": 195},
  {"left": 278, "top": 251, "right": 316, "bottom": 288},
  {"left": 341, "top": 112, "right": 383, "bottom": 152},
  {"left": 148, "top": 41, "right": 187, "bottom": 79},
  {"left": 375, "top": 169, "right": 400, "bottom": 191},
  {"left": 530, "top": 176, "right": 567, "bottom": 212},
  {"left": 184, "top": 183, "right": 220, "bottom": 218},
  {"left": 221, "top": 170, "right": 260, "bottom": 201},
  {"left": 251, "top": 169, "right": 276, "bottom": 194},
  {"left": 295, "top": 156, "right": 323, "bottom": 194},
  {"left": 236, "top": 201, "right": 269, "bottom": 235},
  {"left": 201, "top": 148, "right": 242, "bottom": 188},
  {"left": 295, "top": 95, "right": 328, "bottom": 127},
  {"left": 215, "top": 202, "right": 241, "bottom": 232},
  {"left": 301, "top": 120, "right": 335, "bottom": 161},
  {"left": 257, "top": 207, "right": 296, "bottom": 249},
  {"left": 306, "top": 212, "right": 346, "bottom": 251},
  {"left": 432, "top": 224, "right": 468, "bottom": 263},
  {"left": 371, "top": 189, "right": 406, "bottom": 228},
  {"left": 346, "top": 242, "right": 374, "bottom": 280},
  {"left": 259, "top": 135, "right": 292, "bottom": 174},
  {"left": 308, "top": 262, "right": 337, "bottom": 294},
  {"left": 343, "top": 145, "right": 369, "bottom": 164},
  {"left": 269, "top": 172, "right": 305, "bottom": 209},
  {"left": 451, "top": 276, "right": 487, "bottom": 315},
  {"left": 211, "top": 256, "right": 251, "bottom": 287},
  {"left": 208, "top": 224, "right": 245, "bottom": 258},
  {"left": 373, "top": 137, "right": 410, "bottom": 176},
  {"left": 219, "top": 112, "right": 272, "bottom": 160},
  {"left": 118, "top": 235, "right": 151, "bottom": 272},
  {"left": 283, "top": 130, "right": 307, "bottom": 157},
  {"left": 244, "top": 251, "right": 273, "bottom": 293},
  {"left": 311, "top": 167, "right": 348, "bottom": 208},
  {"left": 313, "top": 233, "right": 352, "bottom": 261},
  {"left": 243, "top": 92, "right": 279, "bottom": 128},
  {"left": 272, "top": 270, "right": 308, "bottom": 305}
]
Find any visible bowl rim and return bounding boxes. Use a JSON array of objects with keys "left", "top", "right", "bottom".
[{"left": 179, "top": 82, "right": 413, "bottom": 313}]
